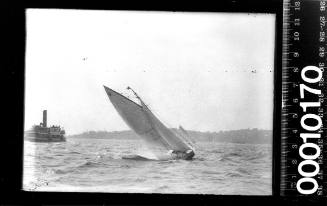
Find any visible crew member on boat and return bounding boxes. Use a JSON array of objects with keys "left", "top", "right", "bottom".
[{"left": 168, "top": 149, "right": 194, "bottom": 160}]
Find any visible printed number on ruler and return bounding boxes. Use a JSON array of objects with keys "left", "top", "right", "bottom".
[{"left": 281, "top": 0, "right": 327, "bottom": 196}]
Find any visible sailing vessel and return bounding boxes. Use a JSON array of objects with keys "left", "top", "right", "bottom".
[{"left": 103, "top": 85, "right": 195, "bottom": 160}]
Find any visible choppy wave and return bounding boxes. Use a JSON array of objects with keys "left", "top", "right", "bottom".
[{"left": 23, "top": 139, "right": 272, "bottom": 195}]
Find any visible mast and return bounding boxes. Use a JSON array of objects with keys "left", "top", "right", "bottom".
[
  {"left": 127, "top": 86, "right": 173, "bottom": 149},
  {"left": 127, "top": 86, "right": 144, "bottom": 105}
]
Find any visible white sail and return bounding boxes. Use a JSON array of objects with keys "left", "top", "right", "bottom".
[
  {"left": 140, "top": 101, "right": 191, "bottom": 152},
  {"left": 103, "top": 86, "right": 170, "bottom": 155},
  {"left": 179, "top": 126, "right": 196, "bottom": 147},
  {"left": 103, "top": 86, "right": 192, "bottom": 154}
]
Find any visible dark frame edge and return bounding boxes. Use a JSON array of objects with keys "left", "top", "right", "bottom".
[{"left": 2, "top": 0, "right": 291, "bottom": 205}]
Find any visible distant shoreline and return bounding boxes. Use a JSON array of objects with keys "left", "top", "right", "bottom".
[{"left": 68, "top": 128, "right": 272, "bottom": 144}]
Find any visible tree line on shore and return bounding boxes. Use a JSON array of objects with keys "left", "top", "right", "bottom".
[{"left": 68, "top": 128, "right": 272, "bottom": 144}]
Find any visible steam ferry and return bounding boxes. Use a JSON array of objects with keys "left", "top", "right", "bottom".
[{"left": 24, "top": 110, "right": 66, "bottom": 142}]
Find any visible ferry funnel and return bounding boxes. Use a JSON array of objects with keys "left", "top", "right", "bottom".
[{"left": 43, "top": 110, "right": 47, "bottom": 127}]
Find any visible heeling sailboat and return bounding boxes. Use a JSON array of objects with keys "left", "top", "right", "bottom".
[{"left": 103, "top": 85, "right": 195, "bottom": 160}]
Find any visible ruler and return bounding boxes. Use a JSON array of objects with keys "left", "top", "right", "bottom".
[{"left": 281, "top": 0, "right": 327, "bottom": 196}]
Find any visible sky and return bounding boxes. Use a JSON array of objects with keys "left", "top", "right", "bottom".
[{"left": 25, "top": 9, "right": 276, "bottom": 135}]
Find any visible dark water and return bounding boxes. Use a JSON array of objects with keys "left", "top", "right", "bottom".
[{"left": 23, "top": 138, "right": 272, "bottom": 195}]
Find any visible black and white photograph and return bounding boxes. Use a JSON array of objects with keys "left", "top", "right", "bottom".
[{"left": 23, "top": 9, "right": 275, "bottom": 195}]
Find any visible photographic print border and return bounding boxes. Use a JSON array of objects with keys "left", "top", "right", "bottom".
[{"left": 2, "top": 0, "right": 292, "bottom": 205}]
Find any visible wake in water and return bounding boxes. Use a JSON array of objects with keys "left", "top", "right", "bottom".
[{"left": 122, "top": 154, "right": 157, "bottom": 161}]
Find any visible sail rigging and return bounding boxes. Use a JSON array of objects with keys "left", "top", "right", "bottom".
[
  {"left": 127, "top": 87, "right": 191, "bottom": 152},
  {"left": 178, "top": 126, "right": 196, "bottom": 149},
  {"left": 103, "top": 85, "right": 193, "bottom": 154}
]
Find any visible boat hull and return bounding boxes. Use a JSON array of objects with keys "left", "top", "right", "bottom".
[
  {"left": 24, "top": 131, "right": 66, "bottom": 142},
  {"left": 170, "top": 150, "right": 195, "bottom": 160}
]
